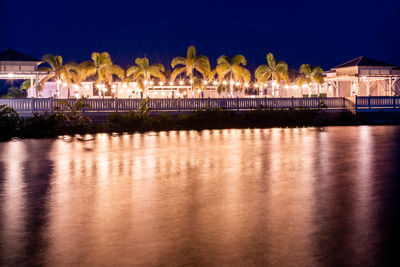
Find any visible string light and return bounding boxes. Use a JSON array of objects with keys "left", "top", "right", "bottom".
[{"left": 179, "top": 81, "right": 184, "bottom": 85}]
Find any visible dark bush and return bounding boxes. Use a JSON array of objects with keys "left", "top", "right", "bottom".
[
  {"left": 0, "top": 105, "right": 20, "bottom": 140},
  {"left": 19, "top": 113, "right": 66, "bottom": 138}
]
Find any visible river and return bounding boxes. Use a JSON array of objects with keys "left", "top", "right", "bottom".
[{"left": 0, "top": 126, "right": 399, "bottom": 266}]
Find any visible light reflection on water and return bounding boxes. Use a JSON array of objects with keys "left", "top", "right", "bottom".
[{"left": 0, "top": 126, "right": 400, "bottom": 266}]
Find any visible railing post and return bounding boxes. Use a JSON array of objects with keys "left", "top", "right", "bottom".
[
  {"left": 236, "top": 97, "right": 239, "bottom": 112},
  {"left": 49, "top": 97, "right": 53, "bottom": 113},
  {"left": 394, "top": 96, "right": 396, "bottom": 108},
  {"left": 31, "top": 98, "right": 35, "bottom": 114},
  {"left": 291, "top": 96, "right": 294, "bottom": 109},
  {"left": 178, "top": 98, "right": 181, "bottom": 113},
  {"left": 114, "top": 98, "right": 118, "bottom": 112},
  {"left": 368, "top": 96, "right": 371, "bottom": 109},
  {"left": 208, "top": 97, "right": 210, "bottom": 108},
  {"left": 354, "top": 95, "right": 357, "bottom": 110}
]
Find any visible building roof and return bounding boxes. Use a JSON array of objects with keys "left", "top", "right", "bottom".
[
  {"left": 333, "top": 56, "right": 395, "bottom": 69},
  {"left": 0, "top": 49, "right": 40, "bottom": 62}
]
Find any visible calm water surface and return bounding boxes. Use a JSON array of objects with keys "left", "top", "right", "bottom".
[{"left": 0, "top": 126, "right": 400, "bottom": 266}]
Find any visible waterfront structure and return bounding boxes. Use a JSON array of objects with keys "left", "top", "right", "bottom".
[
  {"left": 1, "top": 49, "right": 399, "bottom": 99},
  {"left": 0, "top": 49, "right": 47, "bottom": 97},
  {"left": 325, "top": 56, "right": 400, "bottom": 97}
]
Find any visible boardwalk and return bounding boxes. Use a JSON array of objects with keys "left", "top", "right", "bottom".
[{"left": 0, "top": 97, "right": 355, "bottom": 115}]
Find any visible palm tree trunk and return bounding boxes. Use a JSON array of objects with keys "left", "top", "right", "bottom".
[
  {"left": 191, "top": 72, "right": 194, "bottom": 99},
  {"left": 56, "top": 83, "right": 59, "bottom": 98},
  {"left": 230, "top": 72, "right": 233, "bottom": 98},
  {"left": 271, "top": 76, "right": 275, "bottom": 97}
]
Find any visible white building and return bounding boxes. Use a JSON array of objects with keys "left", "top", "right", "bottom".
[{"left": 324, "top": 56, "right": 400, "bottom": 98}]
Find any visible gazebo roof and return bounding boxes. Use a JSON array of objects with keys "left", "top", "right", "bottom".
[
  {"left": 0, "top": 49, "right": 40, "bottom": 62},
  {"left": 333, "top": 56, "right": 395, "bottom": 69}
]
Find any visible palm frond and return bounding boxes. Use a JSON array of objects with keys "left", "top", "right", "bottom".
[
  {"left": 148, "top": 66, "right": 166, "bottom": 81},
  {"left": 126, "top": 66, "right": 140, "bottom": 77},
  {"left": 170, "top": 67, "right": 186, "bottom": 81},
  {"left": 294, "top": 76, "right": 305, "bottom": 86},
  {"left": 313, "top": 73, "right": 324, "bottom": 84},
  {"left": 299, "top": 64, "right": 312, "bottom": 75},
  {"left": 312, "top": 66, "right": 324, "bottom": 75},
  {"left": 216, "top": 63, "right": 230, "bottom": 80},
  {"left": 232, "top": 55, "right": 247, "bottom": 66},
  {"left": 38, "top": 66, "right": 52, "bottom": 72},
  {"left": 39, "top": 74, "right": 54, "bottom": 89},
  {"left": 171, "top": 57, "right": 186, "bottom": 68},
  {"left": 217, "top": 55, "right": 230, "bottom": 65},
  {"left": 187, "top": 45, "right": 196, "bottom": 60},
  {"left": 267, "top": 53, "right": 276, "bottom": 69},
  {"left": 152, "top": 63, "right": 165, "bottom": 72},
  {"left": 255, "top": 65, "right": 269, "bottom": 81},
  {"left": 111, "top": 65, "right": 125, "bottom": 80},
  {"left": 276, "top": 61, "right": 288, "bottom": 71},
  {"left": 135, "top": 57, "right": 149, "bottom": 68},
  {"left": 20, "top": 80, "right": 31, "bottom": 90}
]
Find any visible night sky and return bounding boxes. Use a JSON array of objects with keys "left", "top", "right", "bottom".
[{"left": 1, "top": 0, "right": 400, "bottom": 73}]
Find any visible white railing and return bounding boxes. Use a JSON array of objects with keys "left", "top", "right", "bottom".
[
  {"left": 0, "top": 97, "right": 352, "bottom": 114},
  {"left": 356, "top": 96, "right": 400, "bottom": 109}
]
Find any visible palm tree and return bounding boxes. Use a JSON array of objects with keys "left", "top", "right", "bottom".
[
  {"left": 216, "top": 55, "right": 250, "bottom": 97},
  {"left": 126, "top": 57, "right": 165, "bottom": 97},
  {"left": 69, "top": 62, "right": 93, "bottom": 98},
  {"left": 170, "top": 46, "right": 211, "bottom": 93},
  {"left": 255, "top": 53, "right": 289, "bottom": 97},
  {"left": 294, "top": 64, "right": 324, "bottom": 96},
  {"left": 82, "top": 52, "right": 124, "bottom": 96},
  {"left": 21, "top": 79, "right": 42, "bottom": 93},
  {"left": 53, "top": 97, "right": 92, "bottom": 126},
  {"left": 39, "top": 54, "right": 73, "bottom": 98}
]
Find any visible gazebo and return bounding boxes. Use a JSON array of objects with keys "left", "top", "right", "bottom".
[
  {"left": 325, "top": 56, "right": 400, "bottom": 97},
  {"left": 0, "top": 49, "right": 47, "bottom": 97}
]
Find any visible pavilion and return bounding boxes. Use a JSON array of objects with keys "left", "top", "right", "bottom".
[
  {"left": 0, "top": 49, "right": 47, "bottom": 97},
  {"left": 324, "top": 56, "right": 400, "bottom": 98}
]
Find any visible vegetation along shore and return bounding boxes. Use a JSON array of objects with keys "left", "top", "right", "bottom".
[{"left": 1, "top": 98, "right": 365, "bottom": 141}]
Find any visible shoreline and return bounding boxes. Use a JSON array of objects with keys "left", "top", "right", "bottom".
[{"left": 2, "top": 107, "right": 391, "bottom": 141}]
